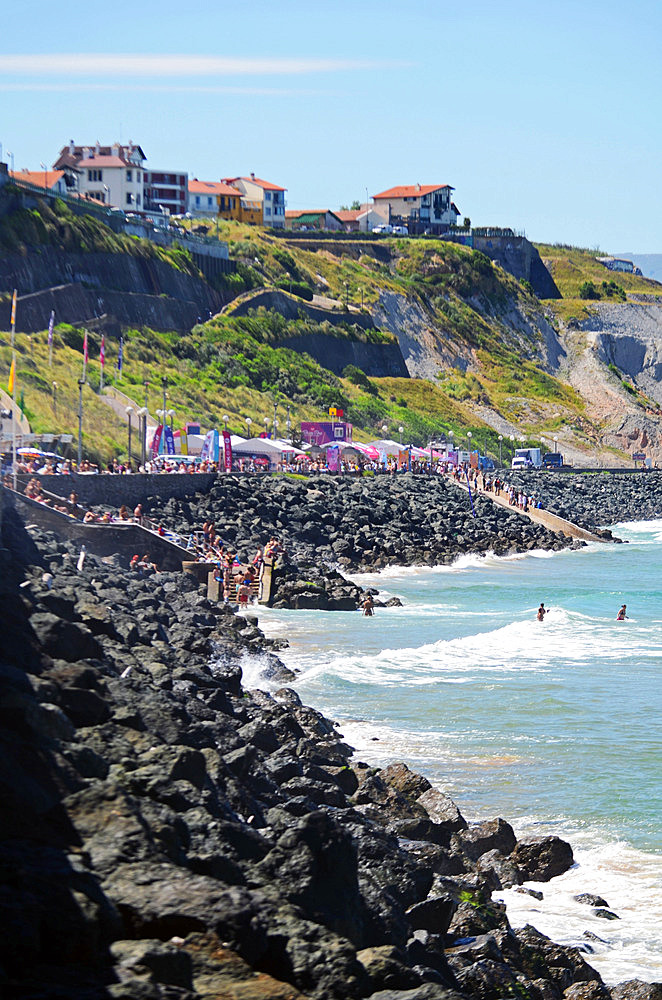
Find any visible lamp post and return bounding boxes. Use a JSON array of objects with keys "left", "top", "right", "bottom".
[
  {"left": 167, "top": 408, "right": 175, "bottom": 431},
  {"left": 161, "top": 376, "right": 167, "bottom": 420},
  {"left": 137, "top": 407, "right": 148, "bottom": 467},
  {"left": 467, "top": 430, "right": 472, "bottom": 454},
  {"left": 273, "top": 418, "right": 278, "bottom": 440},
  {"left": 449, "top": 430, "right": 454, "bottom": 454},
  {"left": 52, "top": 381, "right": 57, "bottom": 417},
  {"left": 245, "top": 416, "right": 252, "bottom": 438},
  {"left": 77, "top": 375, "right": 86, "bottom": 465},
  {"left": 40, "top": 162, "right": 47, "bottom": 190},
  {"left": 381, "top": 423, "right": 388, "bottom": 439},
  {"left": 498, "top": 434, "right": 503, "bottom": 466},
  {"left": 222, "top": 414, "right": 229, "bottom": 432},
  {"left": 126, "top": 406, "right": 134, "bottom": 464},
  {"left": 509, "top": 434, "right": 515, "bottom": 461},
  {"left": 398, "top": 425, "right": 403, "bottom": 445},
  {"left": 263, "top": 417, "right": 269, "bottom": 437}
]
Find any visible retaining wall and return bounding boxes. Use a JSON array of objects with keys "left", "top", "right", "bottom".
[{"left": 34, "top": 472, "right": 217, "bottom": 508}]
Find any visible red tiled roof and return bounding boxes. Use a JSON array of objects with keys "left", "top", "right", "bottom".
[
  {"left": 11, "top": 169, "right": 66, "bottom": 189},
  {"left": 373, "top": 184, "right": 453, "bottom": 199},
  {"left": 189, "top": 179, "right": 240, "bottom": 196},
  {"left": 233, "top": 175, "right": 286, "bottom": 192},
  {"left": 336, "top": 209, "right": 363, "bottom": 222},
  {"left": 77, "top": 156, "right": 134, "bottom": 169}
]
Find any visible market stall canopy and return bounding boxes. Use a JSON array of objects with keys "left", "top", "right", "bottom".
[
  {"left": 322, "top": 441, "right": 381, "bottom": 461},
  {"left": 367, "top": 438, "right": 402, "bottom": 457},
  {"left": 232, "top": 437, "right": 306, "bottom": 457}
]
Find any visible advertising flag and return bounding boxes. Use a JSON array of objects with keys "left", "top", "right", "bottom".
[
  {"left": 100, "top": 335, "right": 105, "bottom": 369},
  {"left": 10, "top": 289, "right": 17, "bottom": 329},
  {"left": 117, "top": 336, "right": 124, "bottom": 375},
  {"left": 199, "top": 430, "right": 213, "bottom": 462},
  {"left": 164, "top": 426, "right": 175, "bottom": 455},
  {"left": 151, "top": 423, "right": 163, "bottom": 458},
  {"left": 7, "top": 358, "right": 15, "bottom": 395},
  {"left": 326, "top": 444, "right": 339, "bottom": 472},
  {"left": 83, "top": 330, "right": 89, "bottom": 368},
  {"left": 179, "top": 428, "right": 188, "bottom": 456},
  {"left": 222, "top": 430, "right": 232, "bottom": 473},
  {"left": 212, "top": 429, "right": 220, "bottom": 463},
  {"left": 47, "top": 311, "right": 55, "bottom": 347}
]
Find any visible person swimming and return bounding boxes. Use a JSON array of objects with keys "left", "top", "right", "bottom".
[
  {"left": 616, "top": 604, "right": 628, "bottom": 621},
  {"left": 536, "top": 603, "right": 546, "bottom": 622}
]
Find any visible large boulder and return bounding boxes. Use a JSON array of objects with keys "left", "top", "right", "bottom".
[{"left": 511, "top": 836, "right": 574, "bottom": 882}]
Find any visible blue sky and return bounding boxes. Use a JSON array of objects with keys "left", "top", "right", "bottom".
[{"left": 2, "top": 0, "right": 661, "bottom": 251}]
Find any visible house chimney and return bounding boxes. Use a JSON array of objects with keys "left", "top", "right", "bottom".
[
  {"left": 69, "top": 138, "right": 75, "bottom": 154},
  {"left": 95, "top": 140, "right": 101, "bottom": 155},
  {"left": 82, "top": 146, "right": 90, "bottom": 160},
  {"left": 250, "top": 172, "right": 255, "bottom": 180},
  {"left": 416, "top": 182, "right": 421, "bottom": 191}
]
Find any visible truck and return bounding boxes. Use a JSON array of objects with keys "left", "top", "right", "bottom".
[
  {"left": 542, "top": 451, "right": 563, "bottom": 469},
  {"left": 511, "top": 447, "right": 542, "bottom": 470}
]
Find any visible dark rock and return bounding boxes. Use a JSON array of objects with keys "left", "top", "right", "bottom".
[
  {"left": 511, "top": 836, "right": 574, "bottom": 881},
  {"left": 593, "top": 908, "right": 620, "bottom": 920},
  {"left": 515, "top": 885, "right": 543, "bottom": 900},
  {"left": 609, "top": 982, "right": 662, "bottom": 1000},
  {"left": 453, "top": 817, "right": 517, "bottom": 862},
  {"left": 574, "top": 893, "right": 609, "bottom": 908}
]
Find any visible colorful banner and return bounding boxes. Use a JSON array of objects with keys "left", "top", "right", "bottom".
[
  {"left": 10, "top": 289, "right": 17, "bottom": 328},
  {"left": 151, "top": 423, "right": 163, "bottom": 458},
  {"left": 117, "top": 336, "right": 124, "bottom": 375},
  {"left": 179, "top": 428, "right": 188, "bottom": 456},
  {"left": 47, "top": 311, "right": 54, "bottom": 348},
  {"left": 326, "top": 444, "right": 339, "bottom": 472},
  {"left": 100, "top": 335, "right": 105, "bottom": 369},
  {"left": 164, "top": 426, "right": 175, "bottom": 455},
  {"left": 222, "top": 429, "right": 232, "bottom": 473},
  {"left": 212, "top": 429, "right": 220, "bottom": 462},
  {"left": 83, "top": 330, "right": 89, "bottom": 369},
  {"left": 7, "top": 358, "right": 15, "bottom": 395},
  {"left": 200, "top": 429, "right": 214, "bottom": 461},
  {"left": 301, "top": 420, "right": 353, "bottom": 446}
]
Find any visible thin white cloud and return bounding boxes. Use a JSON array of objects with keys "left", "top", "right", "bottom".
[
  {"left": 0, "top": 54, "right": 399, "bottom": 77},
  {"left": 0, "top": 82, "right": 338, "bottom": 96}
]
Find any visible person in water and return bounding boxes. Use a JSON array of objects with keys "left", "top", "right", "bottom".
[
  {"left": 616, "top": 604, "right": 628, "bottom": 621},
  {"left": 536, "top": 603, "right": 546, "bottom": 622},
  {"left": 362, "top": 594, "right": 375, "bottom": 617}
]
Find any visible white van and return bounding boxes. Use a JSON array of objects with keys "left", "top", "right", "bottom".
[
  {"left": 391, "top": 225, "right": 409, "bottom": 236},
  {"left": 373, "top": 224, "right": 393, "bottom": 234}
]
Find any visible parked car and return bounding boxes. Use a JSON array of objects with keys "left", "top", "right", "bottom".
[
  {"left": 373, "top": 224, "right": 393, "bottom": 234},
  {"left": 391, "top": 225, "right": 409, "bottom": 235}
]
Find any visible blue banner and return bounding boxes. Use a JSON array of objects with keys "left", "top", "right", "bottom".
[{"left": 164, "top": 426, "right": 175, "bottom": 455}]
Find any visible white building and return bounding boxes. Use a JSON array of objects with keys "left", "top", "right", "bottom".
[
  {"left": 222, "top": 173, "right": 287, "bottom": 227},
  {"left": 53, "top": 140, "right": 147, "bottom": 210},
  {"left": 372, "top": 183, "right": 460, "bottom": 234}
]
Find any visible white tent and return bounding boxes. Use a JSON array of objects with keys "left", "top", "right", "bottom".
[
  {"left": 367, "top": 438, "right": 403, "bottom": 457},
  {"left": 232, "top": 437, "right": 306, "bottom": 457}
]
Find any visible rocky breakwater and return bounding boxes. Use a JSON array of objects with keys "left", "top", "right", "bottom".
[
  {"left": 507, "top": 470, "right": 662, "bottom": 532},
  {"left": 141, "top": 474, "right": 577, "bottom": 610},
  {"left": 1, "top": 497, "right": 649, "bottom": 1000}
]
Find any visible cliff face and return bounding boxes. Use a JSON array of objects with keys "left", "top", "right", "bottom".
[{"left": 0, "top": 249, "right": 223, "bottom": 333}]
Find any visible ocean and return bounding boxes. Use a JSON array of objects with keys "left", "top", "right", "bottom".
[{"left": 248, "top": 519, "right": 662, "bottom": 986}]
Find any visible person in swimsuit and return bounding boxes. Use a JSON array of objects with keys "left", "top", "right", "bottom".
[
  {"left": 616, "top": 604, "right": 628, "bottom": 621},
  {"left": 536, "top": 603, "right": 546, "bottom": 622}
]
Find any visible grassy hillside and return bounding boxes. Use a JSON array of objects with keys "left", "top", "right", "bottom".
[
  {"left": 0, "top": 210, "right": 598, "bottom": 463},
  {"left": 535, "top": 243, "right": 662, "bottom": 301}
]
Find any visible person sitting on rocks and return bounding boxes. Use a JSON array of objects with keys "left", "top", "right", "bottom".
[
  {"left": 129, "top": 554, "right": 140, "bottom": 572},
  {"left": 134, "top": 503, "right": 143, "bottom": 525},
  {"left": 83, "top": 510, "right": 98, "bottom": 523},
  {"left": 118, "top": 505, "right": 131, "bottom": 521},
  {"left": 139, "top": 553, "right": 157, "bottom": 575}
]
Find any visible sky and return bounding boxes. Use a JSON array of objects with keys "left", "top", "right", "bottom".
[{"left": 2, "top": 0, "right": 661, "bottom": 251}]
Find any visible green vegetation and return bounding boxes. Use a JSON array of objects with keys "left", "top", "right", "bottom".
[
  {"left": 0, "top": 194, "right": 200, "bottom": 276},
  {"left": 536, "top": 242, "right": 662, "bottom": 300},
  {"left": 579, "top": 279, "right": 626, "bottom": 301}
]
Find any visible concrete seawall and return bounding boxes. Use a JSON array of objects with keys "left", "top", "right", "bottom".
[{"left": 34, "top": 472, "right": 217, "bottom": 508}]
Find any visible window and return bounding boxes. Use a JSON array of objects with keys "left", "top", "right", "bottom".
[
  {"left": 126, "top": 193, "right": 132, "bottom": 205},
  {"left": 87, "top": 169, "right": 102, "bottom": 182},
  {"left": 195, "top": 196, "right": 200, "bottom": 206},
  {"left": 126, "top": 169, "right": 133, "bottom": 182},
  {"left": 265, "top": 191, "right": 272, "bottom": 200},
  {"left": 136, "top": 194, "right": 141, "bottom": 206},
  {"left": 208, "top": 197, "right": 213, "bottom": 206},
  {"left": 265, "top": 206, "right": 271, "bottom": 215}
]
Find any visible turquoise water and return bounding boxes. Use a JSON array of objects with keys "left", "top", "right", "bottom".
[{"left": 250, "top": 520, "right": 662, "bottom": 984}]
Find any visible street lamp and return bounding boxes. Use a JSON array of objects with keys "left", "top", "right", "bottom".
[
  {"left": 273, "top": 418, "right": 279, "bottom": 440},
  {"left": 509, "top": 434, "right": 515, "bottom": 460},
  {"left": 498, "top": 434, "right": 503, "bottom": 466},
  {"left": 161, "top": 376, "right": 167, "bottom": 419},
  {"left": 467, "top": 430, "right": 472, "bottom": 452},
  {"left": 245, "top": 416, "right": 252, "bottom": 437},
  {"left": 52, "top": 381, "right": 58, "bottom": 417},
  {"left": 40, "top": 162, "right": 47, "bottom": 190},
  {"left": 222, "top": 414, "right": 229, "bottom": 431},
  {"left": 137, "top": 407, "right": 148, "bottom": 467},
  {"left": 167, "top": 408, "right": 175, "bottom": 430},
  {"left": 381, "top": 423, "right": 388, "bottom": 438},
  {"left": 126, "top": 406, "right": 134, "bottom": 464},
  {"left": 398, "top": 425, "right": 404, "bottom": 445}
]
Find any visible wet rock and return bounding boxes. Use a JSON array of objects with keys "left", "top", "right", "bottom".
[
  {"left": 453, "top": 817, "right": 517, "bottom": 862},
  {"left": 609, "top": 982, "right": 662, "bottom": 1000},
  {"left": 574, "top": 893, "right": 609, "bottom": 908},
  {"left": 593, "top": 908, "right": 620, "bottom": 920},
  {"left": 511, "top": 836, "right": 574, "bottom": 882}
]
